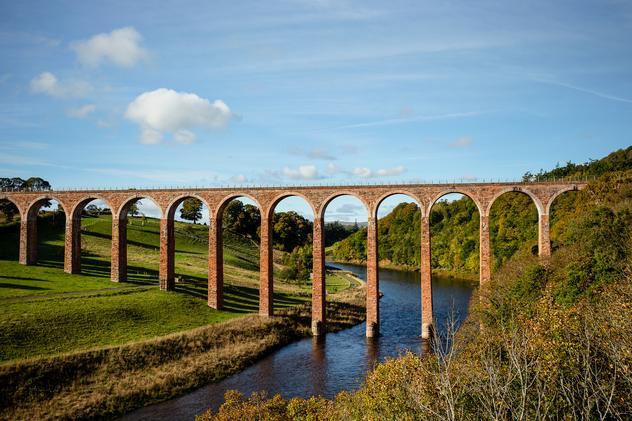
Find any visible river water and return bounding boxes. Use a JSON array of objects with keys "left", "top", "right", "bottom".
[{"left": 122, "top": 262, "right": 475, "bottom": 420}]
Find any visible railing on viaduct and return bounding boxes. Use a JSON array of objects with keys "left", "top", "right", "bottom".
[{"left": 0, "top": 181, "right": 587, "bottom": 338}]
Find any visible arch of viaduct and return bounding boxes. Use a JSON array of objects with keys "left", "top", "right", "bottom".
[{"left": 0, "top": 181, "right": 586, "bottom": 338}]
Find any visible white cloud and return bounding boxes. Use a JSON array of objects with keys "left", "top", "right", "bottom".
[
  {"left": 71, "top": 27, "right": 148, "bottom": 68},
  {"left": 326, "top": 162, "right": 341, "bottom": 174},
  {"left": 30, "top": 72, "right": 92, "bottom": 98},
  {"left": 231, "top": 174, "right": 248, "bottom": 183},
  {"left": 66, "top": 104, "right": 96, "bottom": 118},
  {"left": 282, "top": 164, "right": 320, "bottom": 180},
  {"left": 450, "top": 136, "right": 473, "bottom": 148},
  {"left": 353, "top": 165, "right": 406, "bottom": 178},
  {"left": 125, "top": 88, "right": 233, "bottom": 144},
  {"left": 353, "top": 167, "right": 372, "bottom": 177}
]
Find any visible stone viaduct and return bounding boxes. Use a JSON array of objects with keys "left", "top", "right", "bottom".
[{"left": 0, "top": 181, "right": 586, "bottom": 338}]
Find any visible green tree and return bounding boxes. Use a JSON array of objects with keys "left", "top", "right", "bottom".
[
  {"left": 273, "top": 211, "right": 312, "bottom": 252},
  {"left": 180, "top": 198, "right": 203, "bottom": 224},
  {"left": 23, "top": 177, "right": 51, "bottom": 191},
  {"left": 0, "top": 200, "right": 19, "bottom": 223},
  {"left": 223, "top": 200, "right": 261, "bottom": 239}
]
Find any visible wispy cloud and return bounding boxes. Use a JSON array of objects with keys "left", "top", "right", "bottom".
[
  {"left": 533, "top": 78, "right": 632, "bottom": 104},
  {"left": 66, "top": 104, "right": 96, "bottom": 119},
  {"left": 0, "top": 152, "right": 64, "bottom": 167},
  {"left": 450, "top": 136, "right": 473, "bottom": 148},
  {"left": 316, "top": 111, "right": 487, "bottom": 131},
  {"left": 288, "top": 146, "right": 336, "bottom": 160},
  {"left": 0, "top": 141, "right": 48, "bottom": 150},
  {"left": 89, "top": 168, "right": 221, "bottom": 184}
]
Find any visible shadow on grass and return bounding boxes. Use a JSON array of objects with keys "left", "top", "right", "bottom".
[
  {"left": 82, "top": 231, "right": 206, "bottom": 255},
  {"left": 3, "top": 224, "right": 311, "bottom": 316},
  {"left": 0, "top": 276, "right": 53, "bottom": 283},
  {"left": 0, "top": 283, "right": 50, "bottom": 291}
]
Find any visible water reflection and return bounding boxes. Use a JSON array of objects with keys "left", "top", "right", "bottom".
[{"left": 121, "top": 262, "right": 475, "bottom": 420}]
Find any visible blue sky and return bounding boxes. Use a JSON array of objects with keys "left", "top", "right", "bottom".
[{"left": 1, "top": 0, "right": 631, "bottom": 220}]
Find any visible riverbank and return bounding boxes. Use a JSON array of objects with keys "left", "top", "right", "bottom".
[
  {"left": 0, "top": 285, "right": 366, "bottom": 420},
  {"left": 327, "top": 258, "right": 479, "bottom": 282}
]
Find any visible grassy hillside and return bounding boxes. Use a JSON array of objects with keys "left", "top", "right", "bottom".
[
  {"left": 200, "top": 165, "right": 632, "bottom": 420},
  {"left": 331, "top": 146, "right": 632, "bottom": 275},
  {"left": 0, "top": 214, "right": 357, "bottom": 361}
]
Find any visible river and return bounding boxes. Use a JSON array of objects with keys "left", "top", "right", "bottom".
[{"left": 121, "top": 262, "right": 476, "bottom": 420}]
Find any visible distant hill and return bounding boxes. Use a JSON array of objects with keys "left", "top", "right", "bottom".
[{"left": 330, "top": 146, "right": 632, "bottom": 274}]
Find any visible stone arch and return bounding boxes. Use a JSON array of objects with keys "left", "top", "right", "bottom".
[
  {"left": 215, "top": 193, "right": 262, "bottom": 219},
  {"left": 0, "top": 196, "right": 23, "bottom": 262},
  {"left": 165, "top": 193, "right": 211, "bottom": 221},
  {"left": 427, "top": 189, "right": 483, "bottom": 216},
  {"left": 487, "top": 187, "right": 540, "bottom": 265},
  {"left": 486, "top": 187, "right": 544, "bottom": 216},
  {"left": 66, "top": 196, "right": 114, "bottom": 275},
  {"left": 318, "top": 191, "right": 370, "bottom": 220},
  {"left": 22, "top": 195, "right": 68, "bottom": 266},
  {"left": 0, "top": 195, "right": 23, "bottom": 220},
  {"left": 26, "top": 195, "right": 69, "bottom": 219},
  {"left": 373, "top": 190, "right": 424, "bottom": 219},
  {"left": 70, "top": 196, "right": 113, "bottom": 220},
  {"left": 117, "top": 195, "right": 164, "bottom": 219},
  {"left": 545, "top": 185, "right": 581, "bottom": 215},
  {"left": 267, "top": 192, "right": 316, "bottom": 219}
]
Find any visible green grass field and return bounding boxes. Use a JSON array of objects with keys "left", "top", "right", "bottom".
[{"left": 0, "top": 214, "right": 357, "bottom": 361}]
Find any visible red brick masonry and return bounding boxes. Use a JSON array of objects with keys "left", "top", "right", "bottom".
[{"left": 1, "top": 181, "right": 585, "bottom": 337}]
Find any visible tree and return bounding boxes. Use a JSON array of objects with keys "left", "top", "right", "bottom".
[
  {"left": 180, "top": 198, "right": 203, "bottom": 224},
  {"left": 223, "top": 200, "right": 261, "bottom": 240},
  {"left": 273, "top": 211, "right": 312, "bottom": 252},
  {"left": 0, "top": 200, "right": 18, "bottom": 223},
  {"left": 85, "top": 204, "right": 100, "bottom": 216},
  {"left": 23, "top": 177, "right": 51, "bottom": 191},
  {"left": 0, "top": 177, "right": 52, "bottom": 191}
]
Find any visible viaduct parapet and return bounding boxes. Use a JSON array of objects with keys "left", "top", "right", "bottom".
[{"left": 1, "top": 181, "right": 587, "bottom": 338}]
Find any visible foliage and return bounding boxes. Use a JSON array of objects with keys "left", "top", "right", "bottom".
[
  {"left": 331, "top": 199, "right": 480, "bottom": 273},
  {"left": 489, "top": 192, "right": 538, "bottom": 269},
  {"left": 272, "top": 210, "right": 312, "bottom": 252},
  {"left": 0, "top": 176, "right": 51, "bottom": 192},
  {"left": 0, "top": 176, "right": 53, "bottom": 222},
  {"left": 222, "top": 200, "right": 261, "bottom": 240},
  {"left": 0, "top": 200, "right": 19, "bottom": 223},
  {"left": 331, "top": 147, "right": 632, "bottom": 275},
  {"left": 523, "top": 145, "right": 632, "bottom": 181},
  {"left": 280, "top": 244, "right": 313, "bottom": 283},
  {"left": 324, "top": 221, "right": 359, "bottom": 247},
  {"left": 199, "top": 168, "right": 632, "bottom": 421},
  {"left": 127, "top": 202, "right": 140, "bottom": 217},
  {"left": 430, "top": 198, "right": 480, "bottom": 273},
  {"left": 179, "top": 197, "right": 203, "bottom": 224}
]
